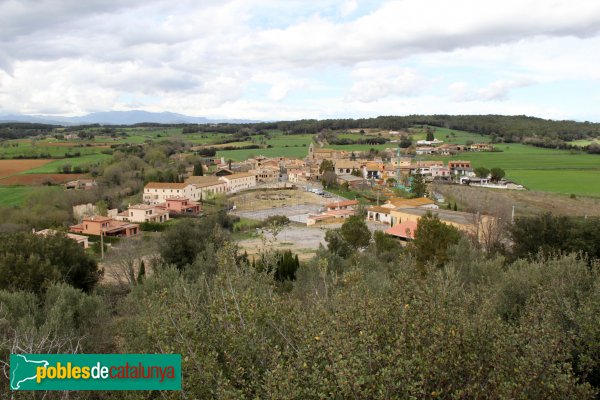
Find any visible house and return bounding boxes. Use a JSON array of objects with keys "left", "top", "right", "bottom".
[
  {"left": 384, "top": 220, "right": 418, "bottom": 241},
  {"left": 416, "top": 139, "right": 444, "bottom": 146},
  {"left": 70, "top": 216, "right": 139, "bottom": 237},
  {"left": 34, "top": 229, "right": 89, "bottom": 249},
  {"left": 64, "top": 179, "right": 97, "bottom": 190},
  {"left": 336, "top": 174, "right": 364, "bottom": 188},
  {"left": 220, "top": 172, "right": 257, "bottom": 193},
  {"left": 448, "top": 160, "right": 472, "bottom": 171},
  {"left": 366, "top": 206, "right": 393, "bottom": 225},
  {"left": 158, "top": 197, "right": 201, "bottom": 215},
  {"left": 364, "top": 162, "right": 384, "bottom": 179},
  {"left": 215, "top": 168, "right": 234, "bottom": 176},
  {"left": 251, "top": 166, "right": 279, "bottom": 183},
  {"left": 143, "top": 183, "right": 196, "bottom": 205},
  {"left": 431, "top": 166, "right": 451, "bottom": 179},
  {"left": 437, "top": 144, "right": 459, "bottom": 155},
  {"left": 389, "top": 208, "right": 493, "bottom": 238},
  {"left": 185, "top": 176, "right": 228, "bottom": 199},
  {"left": 470, "top": 143, "right": 494, "bottom": 152},
  {"left": 335, "top": 160, "right": 360, "bottom": 175},
  {"left": 114, "top": 204, "right": 170, "bottom": 223},
  {"left": 307, "top": 143, "right": 346, "bottom": 161},
  {"left": 287, "top": 169, "right": 308, "bottom": 184},
  {"left": 415, "top": 146, "right": 436, "bottom": 155},
  {"left": 326, "top": 200, "right": 359, "bottom": 211}
]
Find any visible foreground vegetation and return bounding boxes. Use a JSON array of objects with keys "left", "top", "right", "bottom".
[{"left": 1, "top": 213, "right": 599, "bottom": 399}]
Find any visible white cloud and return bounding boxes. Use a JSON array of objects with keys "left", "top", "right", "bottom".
[
  {"left": 339, "top": 0, "right": 358, "bottom": 17},
  {"left": 348, "top": 65, "right": 426, "bottom": 102},
  {"left": 449, "top": 78, "right": 534, "bottom": 102},
  {"left": 0, "top": 0, "right": 599, "bottom": 119}
]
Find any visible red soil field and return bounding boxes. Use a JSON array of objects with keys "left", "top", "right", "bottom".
[
  {"left": 0, "top": 159, "right": 53, "bottom": 179},
  {"left": 0, "top": 173, "right": 84, "bottom": 185}
]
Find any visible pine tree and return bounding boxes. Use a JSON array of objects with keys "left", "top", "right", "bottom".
[
  {"left": 453, "top": 203, "right": 458, "bottom": 211},
  {"left": 193, "top": 163, "right": 204, "bottom": 176}
]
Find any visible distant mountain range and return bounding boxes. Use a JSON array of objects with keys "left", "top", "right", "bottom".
[{"left": 0, "top": 110, "right": 259, "bottom": 125}]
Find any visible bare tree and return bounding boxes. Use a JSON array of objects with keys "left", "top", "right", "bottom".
[{"left": 102, "top": 236, "right": 157, "bottom": 289}]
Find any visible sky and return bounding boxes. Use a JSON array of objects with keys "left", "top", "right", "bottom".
[{"left": 1, "top": 0, "right": 600, "bottom": 121}]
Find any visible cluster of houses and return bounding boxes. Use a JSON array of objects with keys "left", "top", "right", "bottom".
[
  {"left": 307, "top": 196, "right": 493, "bottom": 242},
  {"left": 415, "top": 141, "right": 495, "bottom": 156},
  {"left": 63, "top": 141, "right": 505, "bottom": 242}
]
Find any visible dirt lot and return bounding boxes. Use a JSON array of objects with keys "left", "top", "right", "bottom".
[
  {"left": 0, "top": 173, "right": 83, "bottom": 185},
  {"left": 232, "top": 188, "right": 346, "bottom": 223},
  {"left": 0, "top": 159, "right": 53, "bottom": 179},
  {"left": 237, "top": 221, "right": 389, "bottom": 261}
]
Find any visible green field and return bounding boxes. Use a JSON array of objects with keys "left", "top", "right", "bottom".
[
  {"left": 216, "top": 145, "right": 309, "bottom": 161},
  {"left": 0, "top": 186, "right": 61, "bottom": 206},
  {"left": 426, "top": 143, "right": 600, "bottom": 196},
  {"left": 24, "top": 153, "right": 112, "bottom": 173},
  {"left": 412, "top": 126, "right": 490, "bottom": 144},
  {"left": 0, "top": 140, "right": 106, "bottom": 158}
]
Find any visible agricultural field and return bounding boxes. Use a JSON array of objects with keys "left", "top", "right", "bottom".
[
  {"left": 411, "top": 126, "right": 490, "bottom": 144},
  {"left": 0, "top": 139, "right": 107, "bottom": 158},
  {"left": 426, "top": 143, "right": 600, "bottom": 197},
  {"left": 217, "top": 145, "right": 309, "bottom": 161},
  {"left": 0, "top": 159, "right": 54, "bottom": 178},
  {"left": 0, "top": 186, "right": 60, "bottom": 207},
  {"left": 24, "top": 153, "right": 112, "bottom": 173}
]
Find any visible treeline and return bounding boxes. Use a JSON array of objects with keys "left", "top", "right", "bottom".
[{"left": 0, "top": 123, "right": 56, "bottom": 139}]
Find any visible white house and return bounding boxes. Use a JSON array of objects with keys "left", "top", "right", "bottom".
[
  {"left": 220, "top": 172, "right": 257, "bottom": 194},
  {"left": 114, "top": 204, "right": 170, "bottom": 223},
  {"left": 143, "top": 183, "right": 196, "bottom": 205}
]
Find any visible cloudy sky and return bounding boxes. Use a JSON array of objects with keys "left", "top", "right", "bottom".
[{"left": 1, "top": 0, "right": 600, "bottom": 121}]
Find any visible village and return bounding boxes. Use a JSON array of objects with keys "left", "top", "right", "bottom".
[{"left": 56, "top": 140, "right": 515, "bottom": 257}]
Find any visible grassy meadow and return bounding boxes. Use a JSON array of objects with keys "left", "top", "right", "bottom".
[
  {"left": 0, "top": 186, "right": 61, "bottom": 207},
  {"left": 426, "top": 143, "right": 600, "bottom": 197}
]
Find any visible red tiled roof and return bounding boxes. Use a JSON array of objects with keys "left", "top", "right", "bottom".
[{"left": 385, "top": 220, "right": 418, "bottom": 239}]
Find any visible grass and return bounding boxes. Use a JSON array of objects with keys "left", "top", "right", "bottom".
[
  {"left": 0, "top": 140, "right": 106, "bottom": 158},
  {"left": 217, "top": 146, "right": 309, "bottom": 161},
  {"left": 426, "top": 143, "right": 600, "bottom": 197},
  {"left": 24, "top": 153, "right": 112, "bottom": 173},
  {"left": 502, "top": 170, "right": 600, "bottom": 197},
  {"left": 0, "top": 186, "right": 60, "bottom": 206}
]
